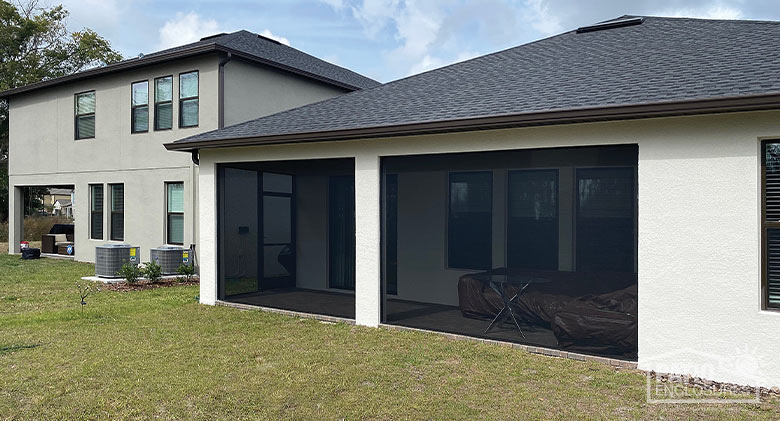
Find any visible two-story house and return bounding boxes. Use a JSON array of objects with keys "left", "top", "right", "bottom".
[{"left": 2, "top": 30, "right": 378, "bottom": 262}]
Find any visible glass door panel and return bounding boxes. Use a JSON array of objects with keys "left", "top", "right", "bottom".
[{"left": 260, "top": 173, "right": 295, "bottom": 290}]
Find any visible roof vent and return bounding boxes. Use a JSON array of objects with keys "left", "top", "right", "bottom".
[
  {"left": 576, "top": 17, "right": 643, "bottom": 33},
  {"left": 200, "top": 33, "right": 227, "bottom": 41}
]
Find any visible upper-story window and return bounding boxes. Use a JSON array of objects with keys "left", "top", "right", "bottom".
[
  {"left": 131, "top": 81, "right": 149, "bottom": 133},
  {"left": 154, "top": 76, "right": 173, "bottom": 130},
  {"left": 75, "top": 91, "right": 96, "bottom": 139},
  {"left": 179, "top": 71, "right": 198, "bottom": 128}
]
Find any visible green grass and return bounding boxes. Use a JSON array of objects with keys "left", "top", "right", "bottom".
[{"left": 0, "top": 255, "right": 778, "bottom": 420}]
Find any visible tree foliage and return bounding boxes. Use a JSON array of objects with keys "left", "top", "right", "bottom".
[{"left": 0, "top": 0, "right": 123, "bottom": 221}]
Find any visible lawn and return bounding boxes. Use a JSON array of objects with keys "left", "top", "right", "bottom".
[{"left": 0, "top": 255, "right": 778, "bottom": 420}]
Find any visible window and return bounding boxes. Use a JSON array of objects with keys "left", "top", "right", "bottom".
[
  {"left": 131, "top": 81, "right": 148, "bottom": 133},
  {"left": 75, "top": 91, "right": 95, "bottom": 139},
  {"left": 154, "top": 76, "right": 173, "bottom": 130},
  {"left": 507, "top": 170, "right": 558, "bottom": 270},
  {"left": 179, "top": 71, "right": 198, "bottom": 127},
  {"left": 90, "top": 184, "right": 104, "bottom": 240},
  {"left": 576, "top": 167, "right": 635, "bottom": 272},
  {"left": 448, "top": 172, "right": 492, "bottom": 270},
  {"left": 166, "top": 182, "right": 184, "bottom": 245},
  {"left": 110, "top": 184, "right": 124, "bottom": 241},
  {"left": 762, "top": 141, "right": 780, "bottom": 310}
]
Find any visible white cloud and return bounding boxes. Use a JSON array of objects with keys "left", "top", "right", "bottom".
[
  {"left": 523, "top": 0, "right": 564, "bottom": 35},
  {"left": 260, "top": 29, "right": 291, "bottom": 46},
  {"left": 319, "top": 0, "right": 347, "bottom": 10},
  {"left": 157, "top": 12, "right": 220, "bottom": 50},
  {"left": 659, "top": 4, "right": 744, "bottom": 20}
]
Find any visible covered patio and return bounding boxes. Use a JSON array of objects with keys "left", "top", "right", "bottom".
[
  {"left": 215, "top": 145, "right": 637, "bottom": 359},
  {"left": 379, "top": 145, "right": 638, "bottom": 359}
]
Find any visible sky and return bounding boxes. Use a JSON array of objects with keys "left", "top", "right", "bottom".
[{"left": 56, "top": 0, "right": 780, "bottom": 83}]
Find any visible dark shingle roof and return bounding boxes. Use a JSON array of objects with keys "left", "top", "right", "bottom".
[
  {"left": 170, "top": 16, "right": 780, "bottom": 150},
  {"left": 0, "top": 30, "right": 379, "bottom": 97}
]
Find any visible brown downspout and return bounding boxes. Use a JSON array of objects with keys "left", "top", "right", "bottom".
[{"left": 217, "top": 52, "right": 232, "bottom": 129}]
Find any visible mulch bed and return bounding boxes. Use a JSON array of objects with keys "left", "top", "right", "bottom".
[{"left": 101, "top": 277, "right": 199, "bottom": 292}]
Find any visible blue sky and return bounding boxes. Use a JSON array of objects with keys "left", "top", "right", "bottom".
[{"left": 58, "top": 0, "right": 780, "bottom": 83}]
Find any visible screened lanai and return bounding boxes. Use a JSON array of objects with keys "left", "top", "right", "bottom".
[
  {"left": 217, "top": 158, "right": 356, "bottom": 319},
  {"left": 381, "top": 145, "right": 638, "bottom": 359}
]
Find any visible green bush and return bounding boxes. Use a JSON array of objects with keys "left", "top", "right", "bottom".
[
  {"left": 176, "top": 264, "right": 196, "bottom": 282},
  {"left": 143, "top": 261, "right": 163, "bottom": 283},
  {"left": 116, "top": 263, "right": 141, "bottom": 283}
]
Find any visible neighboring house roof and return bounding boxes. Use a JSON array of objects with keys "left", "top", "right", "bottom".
[
  {"left": 49, "top": 188, "right": 73, "bottom": 195},
  {"left": 0, "top": 30, "right": 379, "bottom": 98},
  {"left": 53, "top": 199, "right": 72, "bottom": 208},
  {"left": 167, "top": 16, "right": 780, "bottom": 151}
]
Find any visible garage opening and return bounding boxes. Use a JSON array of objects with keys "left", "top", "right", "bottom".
[{"left": 13, "top": 185, "right": 76, "bottom": 257}]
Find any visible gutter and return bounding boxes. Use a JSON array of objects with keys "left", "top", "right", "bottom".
[{"left": 164, "top": 92, "right": 780, "bottom": 152}]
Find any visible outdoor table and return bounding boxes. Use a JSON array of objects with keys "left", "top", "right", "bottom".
[{"left": 470, "top": 273, "right": 549, "bottom": 338}]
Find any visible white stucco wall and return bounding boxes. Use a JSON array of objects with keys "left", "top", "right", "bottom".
[
  {"left": 197, "top": 110, "right": 780, "bottom": 387},
  {"left": 222, "top": 59, "right": 350, "bottom": 127},
  {"left": 8, "top": 55, "right": 219, "bottom": 261}
]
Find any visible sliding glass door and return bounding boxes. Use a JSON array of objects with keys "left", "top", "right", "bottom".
[
  {"left": 218, "top": 167, "right": 295, "bottom": 297},
  {"left": 261, "top": 173, "right": 295, "bottom": 290}
]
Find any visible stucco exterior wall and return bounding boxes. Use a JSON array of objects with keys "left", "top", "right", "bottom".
[
  {"left": 197, "top": 109, "right": 780, "bottom": 387},
  {"left": 8, "top": 54, "right": 220, "bottom": 261},
  {"left": 222, "top": 59, "right": 350, "bottom": 127}
]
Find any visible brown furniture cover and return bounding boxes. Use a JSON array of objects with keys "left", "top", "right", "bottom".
[
  {"left": 458, "top": 268, "right": 637, "bottom": 356},
  {"left": 552, "top": 285, "right": 637, "bottom": 356}
]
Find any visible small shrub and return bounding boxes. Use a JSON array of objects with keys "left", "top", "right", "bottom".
[
  {"left": 176, "top": 264, "right": 196, "bottom": 282},
  {"left": 116, "top": 263, "right": 142, "bottom": 283},
  {"left": 143, "top": 261, "right": 163, "bottom": 283}
]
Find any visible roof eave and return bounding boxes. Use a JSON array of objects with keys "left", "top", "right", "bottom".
[
  {"left": 0, "top": 42, "right": 375, "bottom": 99},
  {"left": 220, "top": 46, "right": 373, "bottom": 91},
  {"left": 0, "top": 44, "right": 219, "bottom": 99},
  {"left": 164, "top": 92, "right": 780, "bottom": 152}
]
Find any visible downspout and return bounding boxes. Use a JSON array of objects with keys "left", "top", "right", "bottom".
[
  {"left": 217, "top": 52, "right": 232, "bottom": 129},
  {"left": 189, "top": 52, "right": 230, "bottom": 268}
]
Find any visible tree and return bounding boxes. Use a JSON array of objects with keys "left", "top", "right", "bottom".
[{"left": 0, "top": 0, "right": 123, "bottom": 221}]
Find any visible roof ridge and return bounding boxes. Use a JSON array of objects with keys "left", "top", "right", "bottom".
[{"left": 641, "top": 14, "right": 780, "bottom": 25}]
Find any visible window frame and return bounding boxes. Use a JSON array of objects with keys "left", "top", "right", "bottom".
[
  {"left": 178, "top": 70, "right": 199, "bottom": 128},
  {"left": 505, "top": 168, "right": 560, "bottom": 271},
  {"left": 574, "top": 166, "right": 636, "bottom": 273},
  {"left": 154, "top": 75, "right": 173, "bottom": 131},
  {"left": 89, "top": 183, "right": 104, "bottom": 240},
  {"left": 74, "top": 90, "right": 96, "bottom": 140},
  {"left": 166, "top": 182, "right": 185, "bottom": 245},
  {"left": 761, "top": 140, "right": 780, "bottom": 311},
  {"left": 109, "top": 183, "right": 124, "bottom": 241},
  {"left": 130, "top": 80, "right": 149, "bottom": 134},
  {"left": 446, "top": 170, "right": 493, "bottom": 270}
]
